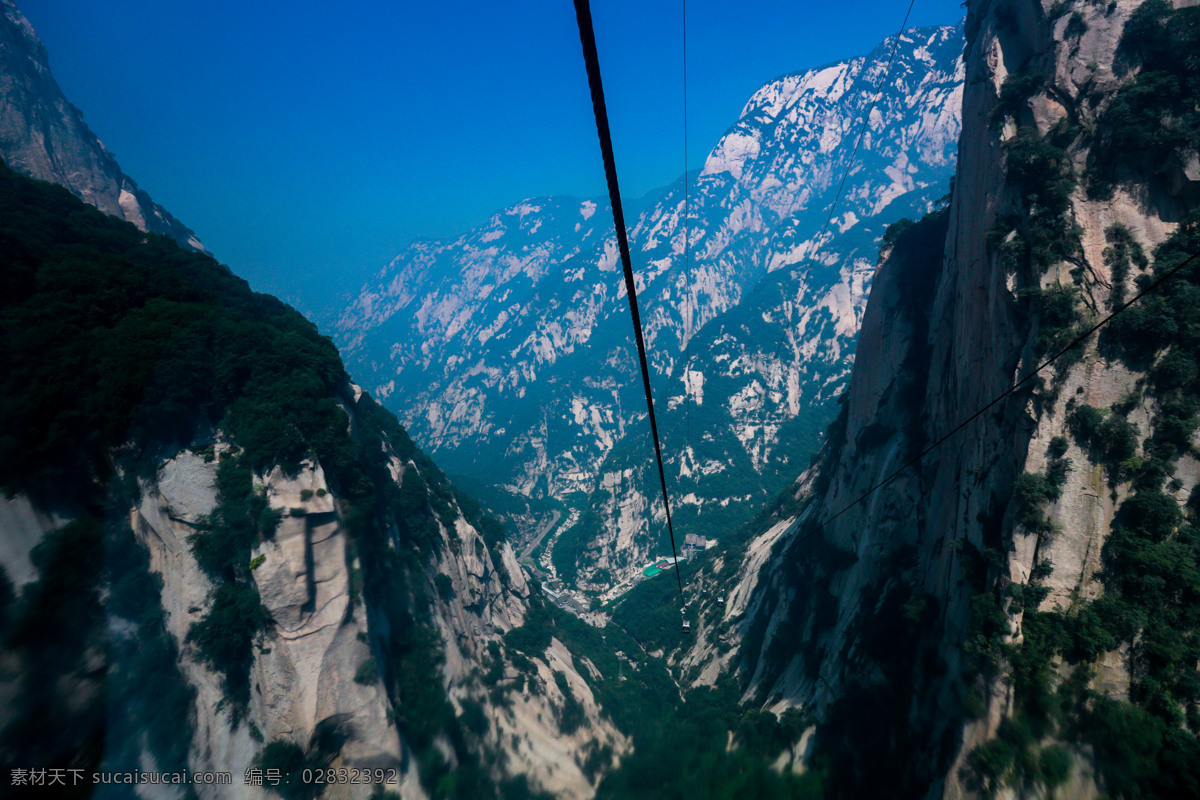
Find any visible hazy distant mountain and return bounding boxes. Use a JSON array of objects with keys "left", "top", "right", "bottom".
[
  {"left": 0, "top": 0, "right": 202, "bottom": 250},
  {"left": 332, "top": 23, "right": 963, "bottom": 589}
]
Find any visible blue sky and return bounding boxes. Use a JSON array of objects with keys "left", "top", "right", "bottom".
[{"left": 20, "top": 0, "right": 965, "bottom": 312}]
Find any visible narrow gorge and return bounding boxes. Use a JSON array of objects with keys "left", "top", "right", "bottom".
[{"left": 2, "top": 0, "right": 1199, "bottom": 798}]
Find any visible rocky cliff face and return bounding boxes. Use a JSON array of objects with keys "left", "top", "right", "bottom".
[
  {"left": 123, "top": 411, "right": 625, "bottom": 800},
  {"left": 711, "top": 0, "right": 1200, "bottom": 797},
  {"left": 1, "top": 415, "right": 625, "bottom": 800},
  {"left": 0, "top": 0, "right": 202, "bottom": 250},
  {"left": 0, "top": 163, "right": 625, "bottom": 799},
  {"left": 333, "top": 24, "right": 964, "bottom": 593},
  {"left": 129, "top": 448, "right": 416, "bottom": 799}
]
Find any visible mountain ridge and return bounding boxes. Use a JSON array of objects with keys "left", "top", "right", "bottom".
[
  {"left": 0, "top": 0, "right": 202, "bottom": 250},
  {"left": 0, "top": 159, "right": 633, "bottom": 798},
  {"left": 332, "top": 22, "right": 964, "bottom": 595}
]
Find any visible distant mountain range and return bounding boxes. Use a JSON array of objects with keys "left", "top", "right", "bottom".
[
  {"left": 331, "top": 23, "right": 964, "bottom": 591},
  {"left": 6, "top": 0, "right": 1195, "bottom": 794}
]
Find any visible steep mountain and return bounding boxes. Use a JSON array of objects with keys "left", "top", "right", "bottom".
[
  {"left": 333, "top": 24, "right": 964, "bottom": 592},
  {"left": 0, "top": 0, "right": 201, "bottom": 250},
  {"left": 677, "top": 0, "right": 1200, "bottom": 797},
  {"left": 19, "top": 0, "right": 1200, "bottom": 795},
  {"left": 0, "top": 10, "right": 822, "bottom": 797},
  {"left": 0, "top": 163, "right": 628, "bottom": 800}
]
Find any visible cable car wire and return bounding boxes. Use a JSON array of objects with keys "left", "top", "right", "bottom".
[
  {"left": 754, "top": 243, "right": 1200, "bottom": 693},
  {"left": 573, "top": 0, "right": 685, "bottom": 603},
  {"left": 683, "top": 0, "right": 692, "bottom": 458}
]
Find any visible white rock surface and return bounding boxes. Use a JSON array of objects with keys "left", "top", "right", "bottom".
[
  {"left": 132, "top": 450, "right": 413, "bottom": 799},
  {"left": 729, "top": 0, "right": 1200, "bottom": 796},
  {"left": 0, "top": 493, "right": 67, "bottom": 589},
  {"left": 330, "top": 24, "right": 965, "bottom": 589}
]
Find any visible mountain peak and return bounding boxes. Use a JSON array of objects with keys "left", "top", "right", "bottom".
[
  {"left": 332, "top": 22, "right": 964, "bottom": 594},
  {"left": 0, "top": 0, "right": 203, "bottom": 250}
]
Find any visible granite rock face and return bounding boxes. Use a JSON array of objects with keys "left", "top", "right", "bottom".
[
  {"left": 0, "top": 0, "right": 202, "bottom": 250},
  {"left": 120, "top": 399, "right": 626, "bottom": 799},
  {"left": 711, "top": 0, "right": 1200, "bottom": 797}
]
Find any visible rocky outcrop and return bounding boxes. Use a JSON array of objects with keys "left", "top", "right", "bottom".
[
  {"left": 0, "top": 0, "right": 202, "bottom": 249},
  {"left": 122, "top": 396, "right": 624, "bottom": 798},
  {"left": 0, "top": 494, "right": 67, "bottom": 590},
  {"left": 724, "top": 0, "right": 1200, "bottom": 797},
  {"left": 377, "top": 442, "right": 628, "bottom": 800},
  {"left": 132, "top": 452, "right": 272, "bottom": 798},
  {"left": 0, "top": 70, "right": 624, "bottom": 790},
  {"left": 131, "top": 449, "right": 423, "bottom": 799}
]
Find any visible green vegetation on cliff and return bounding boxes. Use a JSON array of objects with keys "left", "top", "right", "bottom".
[
  {"left": 1088, "top": 0, "right": 1200, "bottom": 197},
  {"left": 966, "top": 213, "right": 1200, "bottom": 799},
  {"left": 0, "top": 161, "right": 350, "bottom": 501},
  {"left": 0, "top": 162, "right": 518, "bottom": 798},
  {"left": 496, "top": 589, "right": 824, "bottom": 800}
]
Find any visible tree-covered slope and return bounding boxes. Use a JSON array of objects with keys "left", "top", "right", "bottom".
[
  {"left": 0, "top": 160, "right": 346, "bottom": 501},
  {"left": 0, "top": 161, "right": 622, "bottom": 799}
]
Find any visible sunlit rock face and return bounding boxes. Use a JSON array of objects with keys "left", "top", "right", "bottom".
[
  {"left": 0, "top": 0, "right": 202, "bottom": 249},
  {"left": 0, "top": 9, "right": 630, "bottom": 790},
  {"left": 333, "top": 24, "right": 964, "bottom": 588},
  {"left": 2, "top": 410, "right": 625, "bottom": 800},
  {"left": 727, "top": 0, "right": 1200, "bottom": 797},
  {"left": 124, "top": 431, "right": 624, "bottom": 799}
]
